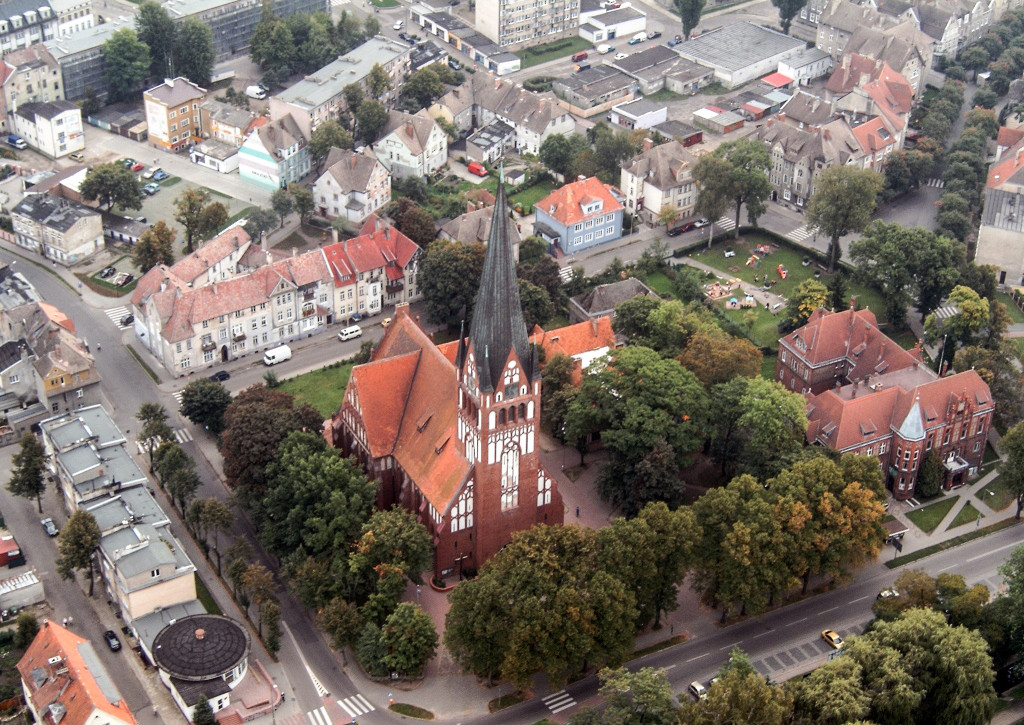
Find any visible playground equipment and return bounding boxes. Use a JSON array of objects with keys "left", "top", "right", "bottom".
[
  {"left": 746, "top": 255, "right": 760, "bottom": 267},
  {"left": 777, "top": 264, "right": 788, "bottom": 280}
]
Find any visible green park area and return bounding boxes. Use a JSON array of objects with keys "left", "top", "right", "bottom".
[
  {"left": 516, "top": 37, "right": 593, "bottom": 68},
  {"left": 905, "top": 496, "right": 957, "bottom": 534},
  {"left": 947, "top": 501, "right": 985, "bottom": 530},
  {"left": 976, "top": 473, "right": 1018, "bottom": 511},
  {"left": 277, "top": 363, "right": 353, "bottom": 417}
]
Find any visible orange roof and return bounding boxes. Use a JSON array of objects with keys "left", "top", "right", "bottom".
[
  {"left": 762, "top": 72, "right": 793, "bottom": 88},
  {"left": 862, "top": 62, "right": 912, "bottom": 132},
  {"left": 38, "top": 302, "right": 74, "bottom": 333},
  {"left": 825, "top": 54, "right": 878, "bottom": 95},
  {"left": 531, "top": 318, "right": 617, "bottom": 383},
  {"left": 987, "top": 148, "right": 1024, "bottom": 189},
  {"left": 853, "top": 116, "right": 897, "bottom": 154},
  {"left": 18, "top": 622, "right": 137, "bottom": 725},
  {"left": 535, "top": 176, "right": 624, "bottom": 227},
  {"left": 997, "top": 126, "right": 1024, "bottom": 149},
  {"left": 338, "top": 307, "right": 470, "bottom": 512}
]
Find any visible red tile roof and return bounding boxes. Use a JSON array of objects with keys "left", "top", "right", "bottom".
[
  {"left": 535, "top": 176, "right": 625, "bottom": 227},
  {"left": 987, "top": 148, "right": 1024, "bottom": 189},
  {"left": 531, "top": 318, "right": 617, "bottom": 383},
  {"left": 825, "top": 53, "right": 878, "bottom": 95},
  {"left": 18, "top": 622, "right": 136, "bottom": 725},
  {"left": 762, "top": 72, "right": 793, "bottom": 88},
  {"left": 863, "top": 62, "right": 912, "bottom": 132},
  {"left": 169, "top": 225, "right": 252, "bottom": 285},
  {"left": 324, "top": 216, "right": 421, "bottom": 275},
  {"left": 853, "top": 116, "right": 898, "bottom": 154},
  {"left": 997, "top": 126, "right": 1024, "bottom": 149}
]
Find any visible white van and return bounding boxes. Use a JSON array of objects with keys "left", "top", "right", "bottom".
[
  {"left": 338, "top": 325, "right": 363, "bottom": 341},
  {"left": 263, "top": 344, "right": 292, "bottom": 366},
  {"left": 632, "top": 31, "right": 648, "bottom": 43},
  {"left": 245, "top": 84, "right": 267, "bottom": 100},
  {"left": 597, "top": 43, "right": 612, "bottom": 54}
]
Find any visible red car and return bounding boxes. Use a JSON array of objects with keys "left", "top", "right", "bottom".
[
  {"left": 131, "top": 162, "right": 145, "bottom": 172},
  {"left": 467, "top": 162, "right": 488, "bottom": 177}
]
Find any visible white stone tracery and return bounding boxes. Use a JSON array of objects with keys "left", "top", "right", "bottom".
[
  {"left": 451, "top": 480, "right": 474, "bottom": 532},
  {"left": 500, "top": 443, "right": 520, "bottom": 510}
]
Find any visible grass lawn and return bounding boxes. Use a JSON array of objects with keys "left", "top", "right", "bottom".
[
  {"left": 689, "top": 236, "right": 886, "bottom": 321},
  {"left": 645, "top": 88, "right": 684, "bottom": 102},
  {"left": 885, "top": 326, "right": 920, "bottom": 350},
  {"left": 976, "top": 473, "right": 1018, "bottom": 511},
  {"left": 906, "top": 497, "right": 958, "bottom": 533},
  {"left": 700, "top": 81, "right": 728, "bottom": 95},
  {"left": 761, "top": 353, "right": 777, "bottom": 380},
  {"left": 196, "top": 575, "right": 222, "bottom": 615},
  {"left": 720, "top": 303, "right": 781, "bottom": 349},
  {"left": 645, "top": 271, "right": 674, "bottom": 295},
  {"left": 277, "top": 363, "right": 353, "bottom": 417},
  {"left": 160, "top": 176, "right": 183, "bottom": 187},
  {"left": 947, "top": 501, "right": 984, "bottom": 530},
  {"left": 996, "top": 291, "right": 1024, "bottom": 324},
  {"left": 511, "top": 181, "right": 556, "bottom": 210},
  {"left": 370, "top": 0, "right": 399, "bottom": 5},
  {"left": 544, "top": 314, "right": 570, "bottom": 330},
  {"left": 516, "top": 37, "right": 592, "bottom": 68},
  {"left": 389, "top": 703, "right": 433, "bottom": 719}
]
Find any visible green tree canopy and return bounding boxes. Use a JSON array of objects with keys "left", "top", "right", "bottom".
[
  {"left": 772, "top": 0, "right": 806, "bottom": 32},
  {"left": 174, "top": 188, "right": 226, "bottom": 253},
  {"left": 174, "top": 18, "right": 215, "bottom": 85},
  {"left": 102, "top": 29, "right": 150, "bottom": 103},
  {"left": 998, "top": 419, "right": 1024, "bottom": 519},
  {"left": 180, "top": 378, "right": 233, "bottom": 434},
  {"left": 806, "top": 165, "right": 883, "bottom": 271},
  {"left": 56, "top": 510, "right": 101, "bottom": 595},
  {"left": 309, "top": 120, "right": 354, "bottom": 171},
  {"left": 80, "top": 163, "right": 143, "bottom": 212},
  {"left": 420, "top": 240, "right": 485, "bottom": 327},
  {"left": 8, "top": 433, "right": 47, "bottom": 513},
  {"left": 712, "top": 138, "right": 772, "bottom": 237},
  {"left": 135, "top": 1, "right": 174, "bottom": 77},
  {"left": 570, "top": 667, "right": 681, "bottom": 725},
  {"left": 379, "top": 603, "right": 438, "bottom": 677},
  {"left": 133, "top": 221, "right": 176, "bottom": 273},
  {"left": 673, "top": 0, "right": 705, "bottom": 38},
  {"left": 355, "top": 99, "right": 389, "bottom": 143}
]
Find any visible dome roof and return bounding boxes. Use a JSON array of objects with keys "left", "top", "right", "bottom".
[{"left": 152, "top": 614, "right": 249, "bottom": 681}]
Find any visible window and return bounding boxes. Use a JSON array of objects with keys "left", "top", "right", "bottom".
[
  {"left": 584, "top": 232, "right": 593, "bottom": 241},
  {"left": 75, "top": 389, "right": 83, "bottom": 398},
  {"left": 151, "top": 568, "right": 161, "bottom": 577},
  {"left": 8, "top": 374, "right": 17, "bottom": 383},
  {"left": 879, "top": 441, "right": 887, "bottom": 454},
  {"left": 176, "top": 342, "right": 182, "bottom": 353},
  {"left": 500, "top": 444, "right": 520, "bottom": 510},
  {"left": 204, "top": 350, "right": 214, "bottom": 363},
  {"left": 180, "top": 358, "right": 191, "bottom": 369}
]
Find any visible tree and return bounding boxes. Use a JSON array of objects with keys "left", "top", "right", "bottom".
[
  {"left": 56, "top": 510, "right": 101, "bottom": 595},
  {"left": 192, "top": 695, "right": 216, "bottom": 725},
  {"left": 180, "top": 378, "right": 232, "bottom": 434},
  {"left": 259, "top": 431, "right": 376, "bottom": 562},
  {"left": 420, "top": 240, "right": 486, "bottom": 327},
  {"left": 14, "top": 612, "right": 39, "bottom": 648},
  {"left": 174, "top": 188, "right": 222, "bottom": 253},
  {"left": 789, "top": 656, "right": 870, "bottom": 725},
  {"left": 298, "top": 14, "right": 337, "bottom": 73},
  {"left": 807, "top": 165, "right": 883, "bottom": 272},
  {"left": 999, "top": 544, "right": 1024, "bottom": 652},
  {"left": 964, "top": 107, "right": 999, "bottom": 138},
  {"left": 348, "top": 507, "right": 432, "bottom": 606},
  {"left": 241, "top": 563, "right": 276, "bottom": 635},
  {"left": 674, "top": 0, "right": 705, "bottom": 38},
  {"left": 924, "top": 285, "right": 989, "bottom": 354},
  {"left": 256, "top": 21, "right": 295, "bottom": 76},
  {"left": 916, "top": 452, "right": 944, "bottom": 499},
  {"left": 445, "top": 525, "right": 636, "bottom": 689},
  {"left": 955, "top": 344, "right": 1024, "bottom": 431},
  {"left": 540, "top": 134, "right": 573, "bottom": 177},
  {"left": 175, "top": 18, "right": 214, "bottom": 85},
  {"left": 397, "top": 204, "right": 437, "bottom": 247},
  {"left": 367, "top": 63, "right": 392, "bottom": 99},
  {"left": 518, "top": 279, "right": 554, "bottom": 329},
  {"left": 973, "top": 86, "right": 999, "bottom": 109},
  {"left": 80, "top": 87, "right": 101, "bottom": 117},
  {"left": 243, "top": 208, "right": 279, "bottom": 243},
  {"left": 677, "top": 328, "right": 762, "bottom": 387},
  {"left": 166, "top": 458, "right": 201, "bottom": 514},
  {"left": 999, "top": 419, "right": 1024, "bottom": 519},
  {"left": 378, "top": 603, "right": 437, "bottom": 677},
  {"left": 692, "top": 154, "right": 735, "bottom": 248},
  {"left": 290, "top": 185, "right": 314, "bottom": 223},
  {"left": 135, "top": 1, "right": 175, "bottom": 77},
  {"left": 309, "top": 120, "right": 354, "bottom": 171},
  {"left": 565, "top": 346, "right": 708, "bottom": 514},
  {"left": 9, "top": 433, "right": 47, "bottom": 513},
  {"left": 960, "top": 45, "right": 992, "bottom": 78},
  {"left": 79, "top": 163, "right": 143, "bottom": 212},
  {"left": 103, "top": 29, "right": 150, "bottom": 103},
  {"left": 683, "top": 651, "right": 793, "bottom": 724},
  {"left": 597, "top": 503, "right": 698, "bottom": 629},
  {"left": 133, "top": 221, "right": 176, "bottom": 273},
  {"left": 714, "top": 138, "right": 772, "bottom": 237},
  {"left": 363, "top": 14, "right": 381, "bottom": 37},
  {"left": 137, "top": 402, "right": 174, "bottom": 467},
  {"left": 154, "top": 441, "right": 190, "bottom": 489},
  {"left": 318, "top": 597, "right": 362, "bottom": 650},
  {"left": 402, "top": 67, "right": 445, "bottom": 107},
  {"left": 783, "top": 279, "right": 828, "bottom": 331},
  {"left": 355, "top": 99, "right": 389, "bottom": 143},
  {"left": 772, "top": 0, "right": 805, "bottom": 32},
  {"left": 220, "top": 386, "right": 325, "bottom": 505},
  {"left": 572, "top": 667, "right": 681, "bottom": 725},
  {"left": 270, "top": 188, "right": 295, "bottom": 228}
]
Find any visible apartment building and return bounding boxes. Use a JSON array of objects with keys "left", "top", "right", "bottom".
[
  {"left": 0, "top": 0, "right": 57, "bottom": 56},
  {"left": 312, "top": 147, "right": 391, "bottom": 223},
  {"left": 11, "top": 193, "right": 102, "bottom": 265},
  {"left": 758, "top": 118, "right": 864, "bottom": 207},
  {"left": 372, "top": 109, "right": 447, "bottom": 178},
  {"left": 475, "top": 0, "right": 579, "bottom": 49},
  {"left": 44, "top": 18, "right": 125, "bottom": 102},
  {"left": 143, "top": 76, "right": 207, "bottom": 152},
  {"left": 49, "top": 0, "right": 91, "bottom": 37},
  {"left": 0, "top": 43, "right": 63, "bottom": 133},
  {"left": 238, "top": 113, "right": 310, "bottom": 190},
  {"left": 534, "top": 175, "right": 625, "bottom": 254},
  {"left": 10, "top": 99, "right": 83, "bottom": 157},
  {"left": 619, "top": 139, "right": 698, "bottom": 226},
  {"left": 199, "top": 98, "right": 257, "bottom": 147}
]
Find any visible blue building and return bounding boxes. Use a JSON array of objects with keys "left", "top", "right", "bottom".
[{"left": 533, "top": 176, "right": 626, "bottom": 254}]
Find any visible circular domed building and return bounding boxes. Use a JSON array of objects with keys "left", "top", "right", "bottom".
[{"left": 153, "top": 614, "right": 250, "bottom": 720}]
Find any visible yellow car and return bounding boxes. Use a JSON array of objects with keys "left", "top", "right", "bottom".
[
  {"left": 821, "top": 629, "right": 844, "bottom": 649},
  {"left": 381, "top": 317, "right": 392, "bottom": 328}
]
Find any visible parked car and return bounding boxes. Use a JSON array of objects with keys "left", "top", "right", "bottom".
[
  {"left": 40, "top": 518, "right": 58, "bottom": 536},
  {"left": 571, "top": 51, "right": 588, "bottom": 62},
  {"left": 669, "top": 220, "right": 697, "bottom": 236},
  {"left": 131, "top": 162, "right": 145, "bottom": 172},
  {"left": 5, "top": 135, "right": 26, "bottom": 150},
  {"left": 393, "top": 19, "right": 403, "bottom": 29},
  {"left": 821, "top": 629, "right": 844, "bottom": 649},
  {"left": 448, "top": 58, "right": 462, "bottom": 70},
  {"left": 399, "top": 31, "right": 414, "bottom": 42},
  {"left": 120, "top": 314, "right": 134, "bottom": 326},
  {"left": 668, "top": 34, "right": 683, "bottom": 46},
  {"left": 152, "top": 170, "right": 170, "bottom": 181},
  {"left": 614, "top": 52, "right": 629, "bottom": 60},
  {"left": 142, "top": 167, "right": 161, "bottom": 179},
  {"left": 120, "top": 158, "right": 135, "bottom": 168},
  {"left": 99, "top": 266, "right": 116, "bottom": 278},
  {"left": 209, "top": 370, "right": 230, "bottom": 382},
  {"left": 134, "top": 216, "right": 147, "bottom": 224},
  {"left": 693, "top": 218, "right": 710, "bottom": 227},
  {"left": 117, "top": 273, "right": 134, "bottom": 287},
  {"left": 69, "top": 151, "right": 85, "bottom": 162},
  {"left": 245, "top": 85, "right": 267, "bottom": 100},
  {"left": 688, "top": 682, "right": 707, "bottom": 701},
  {"left": 597, "top": 43, "right": 614, "bottom": 54},
  {"left": 877, "top": 588, "right": 899, "bottom": 599},
  {"left": 467, "top": 161, "right": 488, "bottom": 177},
  {"left": 143, "top": 182, "right": 160, "bottom": 195},
  {"left": 648, "top": 30, "right": 661, "bottom": 39},
  {"left": 103, "top": 630, "right": 121, "bottom": 651},
  {"left": 381, "top": 317, "right": 392, "bottom": 328}
]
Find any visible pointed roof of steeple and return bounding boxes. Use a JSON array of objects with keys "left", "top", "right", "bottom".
[
  {"left": 896, "top": 396, "right": 925, "bottom": 442},
  {"left": 468, "top": 164, "right": 535, "bottom": 392}
]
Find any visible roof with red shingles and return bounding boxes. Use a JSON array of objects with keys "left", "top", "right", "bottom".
[
  {"left": 862, "top": 61, "right": 912, "bottom": 132},
  {"left": 987, "top": 147, "right": 1024, "bottom": 189},
  {"left": 535, "top": 176, "right": 624, "bottom": 227},
  {"left": 997, "top": 126, "right": 1024, "bottom": 150},
  {"left": 853, "top": 116, "right": 897, "bottom": 154},
  {"left": 825, "top": 54, "right": 878, "bottom": 95},
  {"left": 18, "top": 621, "right": 137, "bottom": 725}
]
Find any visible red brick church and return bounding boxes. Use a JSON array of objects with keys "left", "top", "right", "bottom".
[
  {"left": 325, "top": 171, "right": 564, "bottom": 580},
  {"left": 777, "top": 307, "right": 994, "bottom": 501}
]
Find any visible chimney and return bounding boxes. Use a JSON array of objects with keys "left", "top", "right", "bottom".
[
  {"left": 211, "top": 281, "right": 217, "bottom": 295},
  {"left": 466, "top": 201, "right": 474, "bottom": 213},
  {"left": 350, "top": 155, "right": 357, "bottom": 169},
  {"left": 195, "top": 628, "right": 205, "bottom": 641},
  {"left": 332, "top": 227, "right": 339, "bottom": 243},
  {"left": 292, "top": 246, "right": 297, "bottom": 257},
  {"left": 642, "top": 137, "right": 654, "bottom": 152},
  {"left": 590, "top": 317, "right": 598, "bottom": 336},
  {"left": 405, "top": 122, "right": 415, "bottom": 138},
  {"left": 577, "top": 175, "right": 586, "bottom": 182},
  {"left": 165, "top": 77, "right": 174, "bottom": 87},
  {"left": 851, "top": 385, "right": 857, "bottom": 398}
]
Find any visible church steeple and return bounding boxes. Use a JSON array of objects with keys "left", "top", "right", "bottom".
[{"left": 468, "top": 164, "right": 535, "bottom": 393}]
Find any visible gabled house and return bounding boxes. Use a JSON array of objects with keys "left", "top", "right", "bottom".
[
  {"left": 238, "top": 113, "right": 310, "bottom": 190},
  {"left": 0, "top": 43, "right": 62, "bottom": 133},
  {"left": 372, "top": 109, "right": 447, "bottom": 179},
  {"left": 568, "top": 276, "right": 657, "bottom": 323},
  {"left": 199, "top": 98, "right": 258, "bottom": 147},
  {"left": 11, "top": 100, "right": 83, "bottom": 158},
  {"left": 619, "top": 139, "right": 698, "bottom": 225},
  {"left": 815, "top": 0, "right": 909, "bottom": 57},
  {"left": 843, "top": 25, "right": 930, "bottom": 94},
  {"left": 11, "top": 193, "right": 102, "bottom": 265},
  {"left": 534, "top": 176, "right": 625, "bottom": 254},
  {"left": 781, "top": 307, "right": 995, "bottom": 500},
  {"left": 976, "top": 144, "right": 1024, "bottom": 285},
  {"left": 143, "top": 76, "right": 206, "bottom": 152},
  {"left": 313, "top": 147, "right": 391, "bottom": 223},
  {"left": 758, "top": 118, "right": 864, "bottom": 207},
  {"left": 530, "top": 317, "right": 618, "bottom": 383},
  {"left": 19, "top": 622, "right": 137, "bottom": 725},
  {"left": 439, "top": 202, "right": 521, "bottom": 260}
]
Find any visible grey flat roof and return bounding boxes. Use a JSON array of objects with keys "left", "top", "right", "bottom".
[
  {"left": 554, "top": 66, "right": 635, "bottom": 99},
  {"left": 132, "top": 600, "right": 208, "bottom": 654},
  {"left": 275, "top": 37, "right": 410, "bottom": 110},
  {"left": 981, "top": 187, "right": 1024, "bottom": 232},
  {"left": 100, "top": 523, "right": 184, "bottom": 579},
  {"left": 676, "top": 21, "right": 804, "bottom": 71},
  {"left": 45, "top": 18, "right": 130, "bottom": 57},
  {"left": 74, "top": 405, "right": 124, "bottom": 445},
  {"left": 71, "top": 446, "right": 148, "bottom": 499},
  {"left": 84, "top": 486, "right": 167, "bottom": 533},
  {"left": 614, "top": 98, "right": 664, "bottom": 116},
  {"left": 592, "top": 6, "right": 644, "bottom": 23}
]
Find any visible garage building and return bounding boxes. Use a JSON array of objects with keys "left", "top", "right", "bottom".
[{"left": 674, "top": 22, "right": 806, "bottom": 89}]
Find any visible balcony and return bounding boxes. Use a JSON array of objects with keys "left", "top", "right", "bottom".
[
  {"left": 232, "top": 331, "right": 246, "bottom": 342},
  {"left": 386, "top": 280, "right": 404, "bottom": 293},
  {"left": 201, "top": 339, "right": 216, "bottom": 352}
]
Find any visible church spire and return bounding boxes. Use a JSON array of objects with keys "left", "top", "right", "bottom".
[{"left": 468, "top": 163, "right": 534, "bottom": 393}]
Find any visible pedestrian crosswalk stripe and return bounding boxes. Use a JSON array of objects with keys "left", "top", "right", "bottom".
[
  {"left": 926, "top": 177, "right": 945, "bottom": 188},
  {"left": 542, "top": 690, "right": 577, "bottom": 714},
  {"left": 715, "top": 216, "right": 735, "bottom": 230},
  {"left": 558, "top": 265, "right": 574, "bottom": 282},
  {"left": 104, "top": 306, "right": 131, "bottom": 328},
  {"left": 306, "top": 706, "right": 328, "bottom": 725},
  {"left": 172, "top": 391, "right": 184, "bottom": 405},
  {"left": 787, "top": 225, "right": 813, "bottom": 243},
  {"left": 173, "top": 428, "right": 192, "bottom": 444},
  {"left": 337, "top": 695, "right": 374, "bottom": 717}
]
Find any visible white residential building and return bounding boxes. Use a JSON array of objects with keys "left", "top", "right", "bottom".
[
  {"left": 476, "top": 0, "right": 579, "bottom": 49},
  {"left": 10, "top": 100, "right": 82, "bottom": 157},
  {"left": 372, "top": 109, "right": 447, "bottom": 179},
  {"left": 313, "top": 148, "right": 391, "bottom": 223},
  {"left": 619, "top": 139, "right": 698, "bottom": 225}
]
